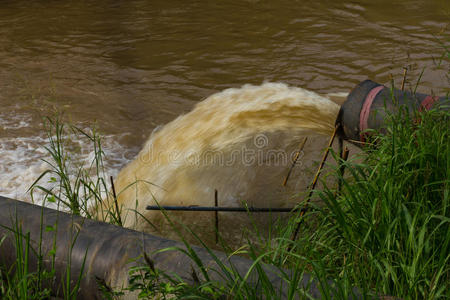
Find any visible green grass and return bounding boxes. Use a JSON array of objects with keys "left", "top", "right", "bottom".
[
  {"left": 127, "top": 103, "right": 449, "bottom": 299},
  {"left": 29, "top": 117, "right": 121, "bottom": 224},
  {"left": 103, "top": 102, "right": 448, "bottom": 299},
  {"left": 1, "top": 96, "right": 449, "bottom": 299},
  {"left": 0, "top": 221, "right": 51, "bottom": 300},
  {"left": 0, "top": 206, "right": 86, "bottom": 300},
  {"left": 315, "top": 105, "right": 449, "bottom": 298}
]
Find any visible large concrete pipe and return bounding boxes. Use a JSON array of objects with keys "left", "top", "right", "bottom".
[
  {"left": 0, "top": 196, "right": 349, "bottom": 299},
  {"left": 336, "top": 79, "right": 448, "bottom": 143}
]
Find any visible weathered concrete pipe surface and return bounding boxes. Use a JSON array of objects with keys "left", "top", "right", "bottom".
[
  {"left": 0, "top": 196, "right": 346, "bottom": 299},
  {"left": 336, "top": 79, "right": 448, "bottom": 143}
]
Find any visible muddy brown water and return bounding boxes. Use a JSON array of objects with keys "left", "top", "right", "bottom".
[{"left": 0, "top": 0, "right": 448, "bottom": 243}]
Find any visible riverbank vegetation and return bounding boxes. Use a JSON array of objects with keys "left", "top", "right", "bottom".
[{"left": 1, "top": 97, "right": 449, "bottom": 299}]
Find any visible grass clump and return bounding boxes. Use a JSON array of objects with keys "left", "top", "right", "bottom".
[
  {"left": 29, "top": 117, "right": 122, "bottom": 224},
  {"left": 1, "top": 97, "right": 448, "bottom": 299},
  {"left": 0, "top": 209, "right": 86, "bottom": 300},
  {"left": 0, "top": 223, "right": 52, "bottom": 300},
  {"left": 314, "top": 105, "right": 449, "bottom": 298}
]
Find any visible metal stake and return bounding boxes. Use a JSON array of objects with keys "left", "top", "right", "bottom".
[{"left": 214, "top": 189, "right": 219, "bottom": 244}]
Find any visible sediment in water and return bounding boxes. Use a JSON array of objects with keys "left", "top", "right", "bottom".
[{"left": 102, "top": 82, "right": 350, "bottom": 246}]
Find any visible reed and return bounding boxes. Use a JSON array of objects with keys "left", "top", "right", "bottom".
[
  {"left": 2, "top": 77, "right": 448, "bottom": 298},
  {"left": 3, "top": 105, "right": 448, "bottom": 299},
  {"left": 0, "top": 201, "right": 88, "bottom": 299},
  {"left": 316, "top": 105, "right": 449, "bottom": 298},
  {"left": 135, "top": 102, "right": 449, "bottom": 299},
  {"left": 28, "top": 117, "right": 122, "bottom": 225}
]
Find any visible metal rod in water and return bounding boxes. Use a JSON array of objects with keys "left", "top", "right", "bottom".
[
  {"left": 0, "top": 196, "right": 300, "bottom": 299},
  {"left": 214, "top": 189, "right": 219, "bottom": 244},
  {"left": 0, "top": 196, "right": 360, "bottom": 299},
  {"left": 146, "top": 205, "right": 296, "bottom": 212}
]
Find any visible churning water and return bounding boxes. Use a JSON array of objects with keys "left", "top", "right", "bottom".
[
  {"left": 107, "top": 82, "right": 343, "bottom": 243},
  {"left": 0, "top": 0, "right": 448, "bottom": 243}
]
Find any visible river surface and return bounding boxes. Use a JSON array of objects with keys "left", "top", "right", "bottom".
[{"left": 0, "top": 0, "right": 448, "bottom": 201}]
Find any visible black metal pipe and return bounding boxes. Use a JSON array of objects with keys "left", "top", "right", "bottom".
[
  {"left": 146, "top": 205, "right": 296, "bottom": 212},
  {"left": 0, "top": 196, "right": 339, "bottom": 299},
  {"left": 336, "top": 79, "right": 448, "bottom": 144}
]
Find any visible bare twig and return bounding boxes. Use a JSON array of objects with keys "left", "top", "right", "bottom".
[
  {"left": 283, "top": 137, "right": 308, "bottom": 186},
  {"left": 290, "top": 126, "right": 337, "bottom": 244},
  {"left": 110, "top": 176, "right": 123, "bottom": 227},
  {"left": 337, "top": 146, "right": 350, "bottom": 195},
  {"left": 347, "top": 139, "right": 374, "bottom": 147},
  {"left": 401, "top": 67, "right": 408, "bottom": 91}
]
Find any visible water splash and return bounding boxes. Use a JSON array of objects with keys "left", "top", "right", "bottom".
[
  {"left": 110, "top": 82, "right": 341, "bottom": 243},
  {"left": 0, "top": 113, "right": 130, "bottom": 204}
]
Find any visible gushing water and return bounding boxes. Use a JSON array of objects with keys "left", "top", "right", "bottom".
[
  {"left": 108, "top": 83, "right": 341, "bottom": 244},
  {"left": 0, "top": 115, "right": 130, "bottom": 204}
]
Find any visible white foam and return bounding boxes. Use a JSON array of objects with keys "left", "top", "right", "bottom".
[
  {"left": 0, "top": 112, "right": 31, "bottom": 130},
  {"left": 0, "top": 114, "right": 132, "bottom": 206},
  {"left": 326, "top": 92, "right": 349, "bottom": 98}
]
